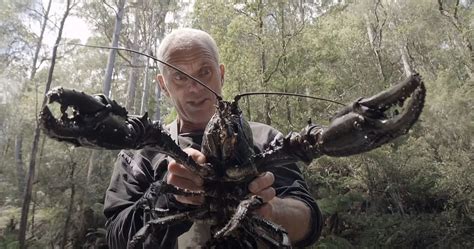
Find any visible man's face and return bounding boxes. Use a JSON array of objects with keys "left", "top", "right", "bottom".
[{"left": 158, "top": 41, "right": 224, "bottom": 131}]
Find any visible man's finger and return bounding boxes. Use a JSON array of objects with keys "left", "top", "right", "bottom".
[
  {"left": 168, "top": 160, "right": 204, "bottom": 186},
  {"left": 175, "top": 195, "right": 204, "bottom": 205},
  {"left": 249, "top": 172, "right": 275, "bottom": 193},
  {"left": 254, "top": 187, "right": 276, "bottom": 203},
  {"left": 167, "top": 148, "right": 207, "bottom": 206},
  {"left": 183, "top": 147, "right": 207, "bottom": 164},
  {"left": 167, "top": 171, "right": 203, "bottom": 191}
]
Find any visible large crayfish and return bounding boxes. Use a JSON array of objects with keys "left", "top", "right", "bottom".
[{"left": 40, "top": 71, "right": 425, "bottom": 248}]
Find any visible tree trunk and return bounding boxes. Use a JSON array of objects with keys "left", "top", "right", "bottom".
[
  {"left": 246, "top": 97, "right": 252, "bottom": 121},
  {"left": 126, "top": 55, "right": 139, "bottom": 112},
  {"left": 30, "top": 134, "right": 46, "bottom": 236},
  {"left": 126, "top": 7, "right": 140, "bottom": 113},
  {"left": 14, "top": 0, "right": 52, "bottom": 204},
  {"left": 140, "top": 54, "right": 150, "bottom": 115},
  {"left": 400, "top": 44, "right": 413, "bottom": 77},
  {"left": 286, "top": 97, "right": 291, "bottom": 127},
  {"left": 257, "top": 0, "right": 270, "bottom": 124},
  {"left": 264, "top": 99, "right": 271, "bottom": 125},
  {"left": 30, "top": 190, "right": 37, "bottom": 237},
  {"left": 280, "top": 2, "right": 291, "bottom": 128},
  {"left": 154, "top": 80, "right": 162, "bottom": 120},
  {"left": 18, "top": 1, "right": 73, "bottom": 247},
  {"left": 60, "top": 162, "right": 76, "bottom": 249},
  {"left": 0, "top": 137, "right": 11, "bottom": 170},
  {"left": 14, "top": 134, "right": 25, "bottom": 196},
  {"left": 86, "top": 151, "right": 96, "bottom": 186},
  {"left": 29, "top": 0, "right": 52, "bottom": 81},
  {"left": 14, "top": 1, "right": 52, "bottom": 221},
  {"left": 148, "top": 0, "right": 171, "bottom": 120},
  {"left": 364, "top": 13, "right": 386, "bottom": 82},
  {"left": 103, "top": 0, "right": 127, "bottom": 97}
]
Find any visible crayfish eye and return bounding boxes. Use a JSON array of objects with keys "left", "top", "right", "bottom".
[{"left": 353, "top": 121, "right": 361, "bottom": 130}]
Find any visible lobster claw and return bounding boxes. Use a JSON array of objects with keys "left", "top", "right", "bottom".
[
  {"left": 39, "top": 87, "right": 149, "bottom": 149},
  {"left": 40, "top": 87, "right": 214, "bottom": 178},
  {"left": 315, "top": 73, "right": 426, "bottom": 156},
  {"left": 255, "top": 73, "right": 426, "bottom": 168}
]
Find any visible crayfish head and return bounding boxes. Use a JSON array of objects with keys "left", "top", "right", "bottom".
[{"left": 202, "top": 101, "right": 257, "bottom": 181}]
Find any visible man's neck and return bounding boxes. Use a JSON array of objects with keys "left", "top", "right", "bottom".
[{"left": 178, "top": 118, "right": 206, "bottom": 134}]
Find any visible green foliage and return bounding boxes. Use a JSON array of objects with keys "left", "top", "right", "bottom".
[
  {"left": 315, "top": 235, "right": 354, "bottom": 249},
  {"left": 345, "top": 212, "right": 473, "bottom": 248}
]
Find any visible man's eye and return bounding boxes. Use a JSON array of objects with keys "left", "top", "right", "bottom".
[
  {"left": 174, "top": 73, "right": 187, "bottom": 81},
  {"left": 200, "top": 68, "right": 211, "bottom": 77}
]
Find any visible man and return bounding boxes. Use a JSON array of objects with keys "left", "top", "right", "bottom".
[{"left": 104, "top": 28, "right": 322, "bottom": 248}]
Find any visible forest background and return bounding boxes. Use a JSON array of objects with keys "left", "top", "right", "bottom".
[{"left": 0, "top": 0, "right": 472, "bottom": 248}]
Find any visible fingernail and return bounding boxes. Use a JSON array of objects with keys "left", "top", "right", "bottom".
[{"left": 249, "top": 182, "right": 258, "bottom": 192}]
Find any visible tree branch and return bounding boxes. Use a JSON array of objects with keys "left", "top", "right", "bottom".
[
  {"left": 437, "top": 0, "right": 461, "bottom": 31},
  {"left": 102, "top": 0, "right": 118, "bottom": 16},
  {"left": 234, "top": 6, "right": 257, "bottom": 23},
  {"left": 453, "top": 0, "right": 460, "bottom": 20}
]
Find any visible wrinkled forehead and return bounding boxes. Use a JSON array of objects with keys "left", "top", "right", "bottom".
[{"left": 162, "top": 39, "right": 219, "bottom": 66}]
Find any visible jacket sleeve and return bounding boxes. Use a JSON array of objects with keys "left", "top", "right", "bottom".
[{"left": 103, "top": 150, "right": 192, "bottom": 249}]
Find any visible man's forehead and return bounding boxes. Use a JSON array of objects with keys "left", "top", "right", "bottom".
[
  {"left": 163, "top": 46, "right": 217, "bottom": 72},
  {"left": 164, "top": 38, "right": 217, "bottom": 60},
  {"left": 164, "top": 61, "right": 213, "bottom": 74}
]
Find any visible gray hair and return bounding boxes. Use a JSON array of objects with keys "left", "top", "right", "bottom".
[{"left": 156, "top": 28, "right": 220, "bottom": 73}]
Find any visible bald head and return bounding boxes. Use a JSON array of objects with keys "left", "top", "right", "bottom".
[{"left": 157, "top": 28, "right": 220, "bottom": 73}]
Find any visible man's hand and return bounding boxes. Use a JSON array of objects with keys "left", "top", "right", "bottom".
[
  {"left": 167, "top": 147, "right": 205, "bottom": 205},
  {"left": 248, "top": 172, "right": 276, "bottom": 219},
  {"left": 249, "top": 172, "right": 312, "bottom": 244}
]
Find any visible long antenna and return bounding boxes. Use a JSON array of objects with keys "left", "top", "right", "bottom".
[
  {"left": 234, "top": 92, "right": 345, "bottom": 106},
  {"left": 66, "top": 43, "right": 223, "bottom": 100}
]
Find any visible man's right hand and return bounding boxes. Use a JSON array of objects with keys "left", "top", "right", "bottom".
[{"left": 166, "top": 147, "right": 206, "bottom": 205}]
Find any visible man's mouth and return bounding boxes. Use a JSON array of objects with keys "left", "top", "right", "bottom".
[{"left": 188, "top": 98, "right": 208, "bottom": 106}]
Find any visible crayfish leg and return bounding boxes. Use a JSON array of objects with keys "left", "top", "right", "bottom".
[
  {"left": 241, "top": 214, "right": 291, "bottom": 249},
  {"left": 129, "top": 209, "right": 208, "bottom": 249},
  {"left": 214, "top": 195, "right": 263, "bottom": 239}
]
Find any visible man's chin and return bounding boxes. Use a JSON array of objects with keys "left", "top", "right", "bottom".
[{"left": 180, "top": 114, "right": 214, "bottom": 131}]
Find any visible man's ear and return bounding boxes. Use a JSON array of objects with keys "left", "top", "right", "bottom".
[
  {"left": 157, "top": 74, "right": 170, "bottom": 97},
  {"left": 219, "top": 64, "right": 225, "bottom": 86}
]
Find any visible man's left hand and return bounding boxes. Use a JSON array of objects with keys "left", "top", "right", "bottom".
[{"left": 248, "top": 171, "right": 276, "bottom": 220}]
